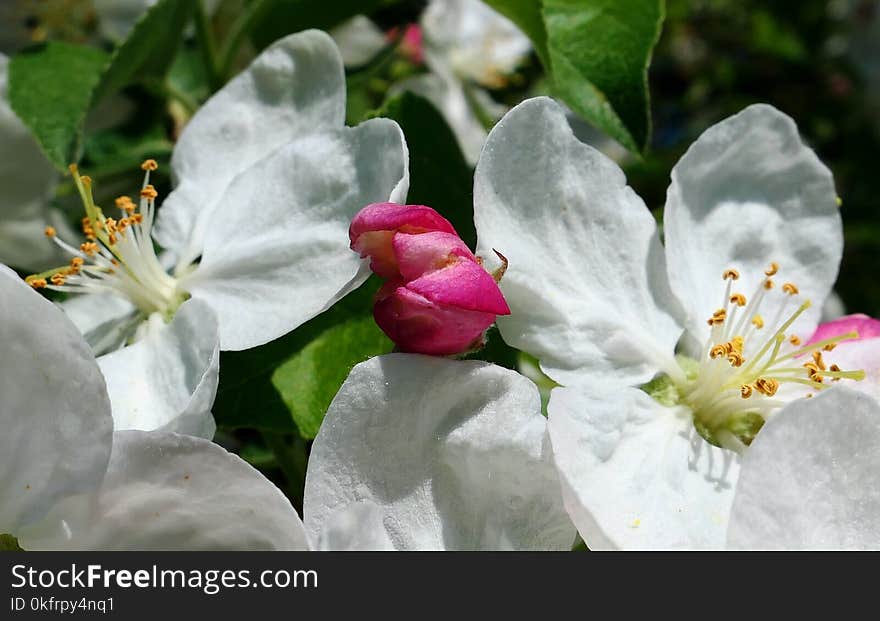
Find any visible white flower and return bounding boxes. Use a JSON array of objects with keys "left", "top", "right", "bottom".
[
  {"left": 302, "top": 354, "right": 576, "bottom": 550},
  {"left": 400, "top": 0, "right": 531, "bottom": 164},
  {"left": 26, "top": 30, "right": 409, "bottom": 438},
  {"left": 0, "top": 265, "right": 307, "bottom": 551},
  {"left": 0, "top": 53, "right": 71, "bottom": 271},
  {"left": 473, "top": 96, "right": 868, "bottom": 549}
]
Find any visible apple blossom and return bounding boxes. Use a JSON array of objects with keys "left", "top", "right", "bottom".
[
  {"left": 0, "top": 265, "right": 307, "bottom": 551},
  {"left": 303, "top": 354, "right": 576, "bottom": 550},
  {"left": 23, "top": 30, "right": 409, "bottom": 438},
  {"left": 474, "top": 96, "right": 866, "bottom": 549}
]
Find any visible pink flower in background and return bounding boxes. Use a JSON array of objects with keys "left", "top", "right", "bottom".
[
  {"left": 807, "top": 313, "right": 880, "bottom": 399},
  {"left": 387, "top": 24, "right": 424, "bottom": 65},
  {"left": 350, "top": 203, "right": 510, "bottom": 355}
]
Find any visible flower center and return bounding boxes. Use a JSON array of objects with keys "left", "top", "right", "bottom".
[
  {"left": 646, "top": 264, "right": 865, "bottom": 452},
  {"left": 25, "top": 160, "right": 187, "bottom": 321}
]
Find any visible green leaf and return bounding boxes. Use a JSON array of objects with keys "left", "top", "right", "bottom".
[
  {"left": 542, "top": 0, "right": 664, "bottom": 152},
  {"left": 214, "top": 278, "right": 392, "bottom": 437},
  {"left": 251, "top": 0, "right": 394, "bottom": 51},
  {"left": 373, "top": 92, "right": 476, "bottom": 246},
  {"left": 272, "top": 313, "right": 393, "bottom": 439},
  {"left": 9, "top": 42, "right": 108, "bottom": 170},
  {"left": 8, "top": 0, "right": 193, "bottom": 171},
  {"left": 94, "top": 0, "right": 195, "bottom": 101}
]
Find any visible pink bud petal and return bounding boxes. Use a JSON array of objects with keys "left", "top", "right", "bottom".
[
  {"left": 807, "top": 313, "right": 880, "bottom": 345},
  {"left": 405, "top": 259, "right": 511, "bottom": 316},
  {"left": 392, "top": 231, "right": 476, "bottom": 281},
  {"left": 350, "top": 203, "right": 458, "bottom": 279},
  {"left": 374, "top": 284, "right": 497, "bottom": 355}
]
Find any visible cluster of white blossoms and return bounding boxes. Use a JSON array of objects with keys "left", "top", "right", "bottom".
[{"left": 3, "top": 16, "right": 879, "bottom": 551}]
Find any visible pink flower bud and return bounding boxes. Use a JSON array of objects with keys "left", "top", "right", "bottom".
[
  {"left": 350, "top": 203, "right": 457, "bottom": 279},
  {"left": 373, "top": 250, "right": 510, "bottom": 356}
]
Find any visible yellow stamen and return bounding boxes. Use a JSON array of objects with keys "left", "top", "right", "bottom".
[
  {"left": 140, "top": 159, "right": 158, "bottom": 171},
  {"left": 789, "top": 335, "right": 801, "bottom": 346},
  {"left": 44, "top": 226, "right": 56, "bottom": 237},
  {"left": 751, "top": 315, "right": 764, "bottom": 329},
  {"left": 765, "top": 262, "right": 779, "bottom": 277},
  {"left": 782, "top": 282, "right": 799, "bottom": 295},
  {"left": 763, "top": 279, "right": 774, "bottom": 290},
  {"left": 730, "top": 293, "right": 746, "bottom": 306},
  {"left": 140, "top": 185, "right": 158, "bottom": 200},
  {"left": 740, "top": 384, "right": 753, "bottom": 399},
  {"left": 754, "top": 378, "right": 779, "bottom": 396},
  {"left": 723, "top": 269, "right": 740, "bottom": 281}
]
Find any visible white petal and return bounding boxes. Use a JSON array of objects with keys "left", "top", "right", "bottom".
[
  {"left": 20, "top": 430, "right": 309, "bottom": 551},
  {"left": 727, "top": 387, "right": 880, "bottom": 550},
  {"left": 0, "top": 54, "right": 65, "bottom": 271},
  {"left": 304, "top": 354, "right": 575, "bottom": 551},
  {"left": 59, "top": 292, "right": 139, "bottom": 355},
  {"left": 548, "top": 386, "right": 740, "bottom": 550},
  {"left": 397, "top": 72, "right": 490, "bottom": 165},
  {"left": 330, "top": 15, "right": 387, "bottom": 67},
  {"left": 474, "top": 97, "right": 684, "bottom": 390},
  {"left": 182, "top": 119, "right": 409, "bottom": 351},
  {"left": 664, "top": 104, "right": 842, "bottom": 346},
  {"left": 96, "top": 299, "right": 219, "bottom": 439},
  {"left": 0, "top": 266, "right": 112, "bottom": 534},
  {"left": 154, "top": 29, "right": 348, "bottom": 267},
  {"left": 314, "top": 501, "right": 395, "bottom": 551}
]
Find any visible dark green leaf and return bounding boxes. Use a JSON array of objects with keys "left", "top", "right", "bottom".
[
  {"left": 373, "top": 91, "right": 476, "bottom": 246},
  {"left": 9, "top": 42, "right": 108, "bottom": 170},
  {"left": 95, "top": 0, "right": 195, "bottom": 101},
  {"left": 542, "top": 0, "right": 664, "bottom": 152}
]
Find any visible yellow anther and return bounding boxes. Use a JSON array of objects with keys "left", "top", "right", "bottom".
[
  {"left": 80, "top": 175, "right": 92, "bottom": 186},
  {"left": 765, "top": 262, "right": 779, "bottom": 277},
  {"left": 751, "top": 315, "right": 764, "bottom": 329},
  {"left": 68, "top": 163, "right": 78, "bottom": 174},
  {"left": 115, "top": 196, "right": 136, "bottom": 212},
  {"left": 710, "top": 344, "right": 727, "bottom": 359},
  {"left": 763, "top": 279, "right": 774, "bottom": 290},
  {"left": 731, "top": 336, "right": 744, "bottom": 352},
  {"left": 140, "top": 185, "right": 158, "bottom": 200},
  {"left": 823, "top": 343, "right": 837, "bottom": 352},
  {"left": 754, "top": 378, "right": 779, "bottom": 396},
  {"left": 782, "top": 282, "right": 799, "bottom": 295},
  {"left": 140, "top": 159, "right": 158, "bottom": 171},
  {"left": 727, "top": 352, "right": 745, "bottom": 367},
  {"left": 68, "top": 257, "right": 84, "bottom": 274},
  {"left": 131, "top": 213, "right": 144, "bottom": 224},
  {"left": 812, "top": 351, "right": 827, "bottom": 371},
  {"left": 105, "top": 218, "right": 118, "bottom": 234},
  {"left": 44, "top": 226, "right": 56, "bottom": 237},
  {"left": 707, "top": 309, "right": 727, "bottom": 326},
  {"left": 50, "top": 273, "right": 66, "bottom": 286},
  {"left": 740, "top": 384, "right": 753, "bottom": 399},
  {"left": 80, "top": 242, "right": 98, "bottom": 256},
  {"left": 729, "top": 293, "right": 746, "bottom": 306},
  {"left": 722, "top": 269, "right": 740, "bottom": 281},
  {"left": 108, "top": 233, "right": 118, "bottom": 245},
  {"left": 26, "top": 277, "right": 47, "bottom": 289},
  {"left": 830, "top": 364, "right": 841, "bottom": 381},
  {"left": 789, "top": 335, "right": 801, "bottom": 346}
]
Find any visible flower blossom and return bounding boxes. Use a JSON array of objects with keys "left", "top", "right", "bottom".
[
  {"left": 473, "top": 96, "right": 870, "bottom": 549},
  {"left": 0, "top": 266, "right": 307, "bottom": 551},
  {"left": 350, "top": 202, "right": 510, "bottom": 355},
  {"left": 20, "top": 30, "right": 409, "bottom": 438}
]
